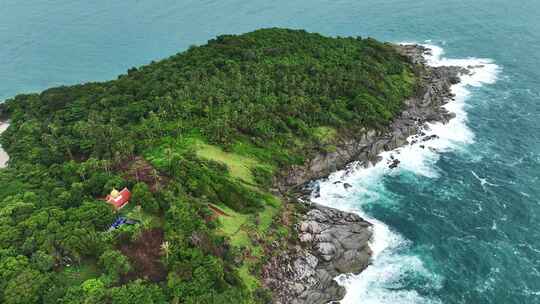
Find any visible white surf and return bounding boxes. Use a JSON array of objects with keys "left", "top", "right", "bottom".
[{"left": 310, "top": 43, "right": 499, "bottom": 303}]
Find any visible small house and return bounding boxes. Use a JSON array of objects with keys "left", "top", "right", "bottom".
[{"left": 106, "top": 187, "right": 131, "bottom": 210}]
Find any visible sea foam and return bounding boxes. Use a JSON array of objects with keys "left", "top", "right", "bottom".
[{"left": 310, "top": 43, "right": 499, "bottom": 303}]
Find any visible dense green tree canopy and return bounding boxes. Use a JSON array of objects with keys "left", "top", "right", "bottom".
[
  {"left": 2, "top": 28, "right": 414, "bottom": 166},
  {"left": 0, "top": 28, "right": 416, "bottom": 303}
]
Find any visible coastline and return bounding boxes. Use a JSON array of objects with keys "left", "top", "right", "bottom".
[
  {"left": 0, "top": 120, "right": 9, "bottom": 168},
  {"left": 263, "top": 44, "right": 469, "bottom": 304}
]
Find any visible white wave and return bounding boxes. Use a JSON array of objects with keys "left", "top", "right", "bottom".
[
  {"left": 336, "top": 255, "right": 442, "bottom": 304},
  {"left": 471, "top": 170, "right": 499, "bottom": 190},
  {"left": 310, "top": 43, "right": 499, "bottom": 303}
]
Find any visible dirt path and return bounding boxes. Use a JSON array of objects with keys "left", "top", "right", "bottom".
[{"left": 208, "top": 204, "right": 230, "bottom": 217}]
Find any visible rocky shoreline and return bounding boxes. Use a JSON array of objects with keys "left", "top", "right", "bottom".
[{"left": 262, "top": 44, "right": 468, "bottom": 304}]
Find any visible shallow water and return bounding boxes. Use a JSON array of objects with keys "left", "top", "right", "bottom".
[{"left": 2, "top": 1, "right": 540, "bottom": 303}]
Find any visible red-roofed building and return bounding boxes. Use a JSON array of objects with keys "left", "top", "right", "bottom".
[{"left": 106, "top": 187, "right": 131, "bottom": 210}]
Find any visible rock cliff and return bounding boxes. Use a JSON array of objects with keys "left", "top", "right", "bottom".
[{"left": 263, "top": 204, "right": 372, "bottom": 304}]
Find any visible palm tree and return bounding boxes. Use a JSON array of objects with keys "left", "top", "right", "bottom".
[
  {"left": 161, "top": 241, "right": 171, "bottom": 261},
  {"left": 165, "top": 144, "right": 175, "bottom": 171},
  {"left": 150, "top": 168, "right": 160, "bottom": 191}
]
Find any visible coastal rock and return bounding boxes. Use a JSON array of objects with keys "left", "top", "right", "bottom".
[
  {"left": 262, "top": 203, "right": 373, "bottom": 304},
  {"left": 422, "top": 134, "right": 440, "bottom": 142},
  {"left": 389, "top": 158, "right": 400, "bottom": 169}
]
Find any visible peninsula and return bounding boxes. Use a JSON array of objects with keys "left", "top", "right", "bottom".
[{"left": 0, "top": 29, "right": 463, "bottom": 304}]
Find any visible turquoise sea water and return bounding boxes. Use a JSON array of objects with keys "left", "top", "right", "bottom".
[{"left": 2, "top": 1, "right": 540, "bottom": 303}]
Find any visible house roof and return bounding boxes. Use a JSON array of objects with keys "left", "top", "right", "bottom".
[{"left": 106, "top": 187, "right": 131, "bottom": 210}]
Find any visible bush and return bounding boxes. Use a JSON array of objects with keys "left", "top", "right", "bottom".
[
  {"left": 251, "top": 166, "right": 273, "bottom": 188},
  {"left": 98, "top": 250, "right": 131, "bottom": 281},
  {"left": 131, "top": 182, "right": 159, "bottom": 214}
]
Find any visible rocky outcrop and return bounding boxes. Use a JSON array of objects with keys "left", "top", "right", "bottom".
[
  {"left": 264, "top": 44, "right": 468, "bottom": 304},
  {"left": 263, "top": 204, "right": 372, "bottom": 304}
]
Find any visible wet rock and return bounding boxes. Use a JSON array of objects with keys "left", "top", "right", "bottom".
[
  {"left": 467, "top": 64, "right": 485, "bottom": 69},
  {"left": 263, "top": 204, "right": 373, "bottom": 304},
  {"left": 343, "top": 183, "right": 352, "bottom": 189},
  {"left": 389, "top": 159, "right": 400, "bottom": 169},
  {"left": 422, "top": 134, "right": 440, "bottom": 142}
]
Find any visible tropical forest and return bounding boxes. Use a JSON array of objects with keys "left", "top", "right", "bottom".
[{"left": 0, "top": 28, "right": 417, "bottom": 304}]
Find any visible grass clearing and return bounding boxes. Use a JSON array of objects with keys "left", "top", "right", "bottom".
[
  {"left": 312, "top": 126, "right": 337, "bottom": 144},
  {"left": 215, "top": 194, "right": 281, "bottom": 247},
  {"left": 143, "top": 132, "right": 204, "bottom": 169},
  {"left": 215, "top": 204, "right": 251, "bottom": 248},
  {"left": 216, "top": 206, "right": 259, "bottom": 289},
  {"left": 214, "top": 195, "right": 282, "bottom": 291},
  {"left": 196, "top": 143, "right": 260, "bottom": 184},
  {"left": 238, "top": 263, "right": 259, "bottom": 292},
  {"left": 60, "top": 260, "right": 100, "bottom": 286},
  {"left": 256, "top": 195, "right": 281, "bottom": 234},
  {"left": 144, "top": 135, "right": 269, "bottom": 185}
]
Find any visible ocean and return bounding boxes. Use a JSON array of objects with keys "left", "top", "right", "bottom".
[{"left": 2, "top": 1, "right": 540, "bottom": 303}]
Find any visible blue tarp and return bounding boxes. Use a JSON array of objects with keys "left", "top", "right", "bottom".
[{"left": 107, "top": 217, "right": 140, "bottom": 231}]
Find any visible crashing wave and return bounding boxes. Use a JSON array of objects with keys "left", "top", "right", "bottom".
[{"left": 310, "top": 43, "right": 499, "bottom": 304}]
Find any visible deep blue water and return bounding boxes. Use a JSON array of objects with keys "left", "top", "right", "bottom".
[{"left": 2, "top": 1, "right": 540, "bottom": 303}]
